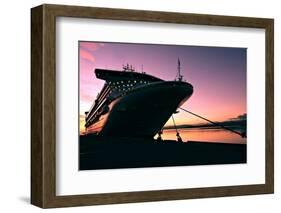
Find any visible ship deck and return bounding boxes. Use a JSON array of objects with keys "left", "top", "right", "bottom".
[{"left": 79, "top": 135, "right": 246, "bottom": 170}]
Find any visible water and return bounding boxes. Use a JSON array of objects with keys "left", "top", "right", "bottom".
[{"left": 157, "top": 127, "right": 246, "bottom": 144}]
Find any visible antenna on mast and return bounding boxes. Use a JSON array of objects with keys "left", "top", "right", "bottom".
[{"left": 176, "top": 58, "right": 183, "bottom": 81}]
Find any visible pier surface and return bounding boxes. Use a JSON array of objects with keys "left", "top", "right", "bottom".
[{"left": 79, "top": 135, "right": 246, "bottom": 170}]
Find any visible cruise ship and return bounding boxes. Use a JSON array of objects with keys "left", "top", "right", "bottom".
[{"left": 84, "top": 60, "right": 194, "bottom": 138}]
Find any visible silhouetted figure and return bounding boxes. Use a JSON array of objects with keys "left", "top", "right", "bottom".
[{"left": 176, "top": 132, "right": 183, "bottom": 142}]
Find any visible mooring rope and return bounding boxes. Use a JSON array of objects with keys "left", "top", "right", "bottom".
[
  {"left": 179, "top": 107, "right": 246, "bottom": 138},
  {"left": 171, "top": 115, "right": 183, "bottom": 142},
  {"left": 171, "top": 115, "right": 179, "bottom": 134}
]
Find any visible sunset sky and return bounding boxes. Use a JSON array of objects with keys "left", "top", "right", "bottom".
[{"left": 79, "top": 41, "right": 246, "bottom": 133}]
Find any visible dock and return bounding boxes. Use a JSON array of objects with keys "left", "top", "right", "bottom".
[{"left": 79, "top": 135, "right": 246, "bottom": 170}]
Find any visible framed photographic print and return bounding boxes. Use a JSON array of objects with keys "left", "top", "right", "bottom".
[{"left": 31, "top": 4, "right": 274, "bottom": 208}]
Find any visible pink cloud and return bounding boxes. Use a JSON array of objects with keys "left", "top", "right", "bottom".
[
  {"left": 80, "top": 49, "right": 96, "bottom": 63},
  {"left": 79, "top": 42, "right": 106, "bottom": 64},
  {"left": 80, "top": 42, "right": 99, "bottom": 52},
  {"left": 80, "top": 42, "right": 105, "bottom": 52}
]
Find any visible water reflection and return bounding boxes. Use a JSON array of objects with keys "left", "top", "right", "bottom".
[{"left": 157, "top": 127, "right": 246, "bottom": 144}]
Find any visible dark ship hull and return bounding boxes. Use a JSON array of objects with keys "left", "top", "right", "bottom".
[
  {"left": 85, "top": 64, "right": 193, "bottom": 139},
  {"left": 86, "top": 81, "right": 193, "bottom": 138}
]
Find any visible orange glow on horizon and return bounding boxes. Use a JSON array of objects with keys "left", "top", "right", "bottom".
[{"left": 80, "top": 115, "right": 86, "bottom": 134}]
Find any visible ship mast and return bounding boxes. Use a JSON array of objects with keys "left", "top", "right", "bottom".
[{"left": 176, "top": 58, "right": 184, "bottom": 81}]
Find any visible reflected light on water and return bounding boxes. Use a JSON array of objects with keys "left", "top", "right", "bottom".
[{"left": 156, "top": 128, "right": 246, "bottom": 144}]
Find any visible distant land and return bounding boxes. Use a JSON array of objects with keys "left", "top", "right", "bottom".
[{"left": 164, "top": 118, "right": 246, "bottom": 130}]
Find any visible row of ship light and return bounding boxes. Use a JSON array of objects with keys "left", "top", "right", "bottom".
[{"left": 108, "top": 80, "right": 148, "bottom": 92}]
